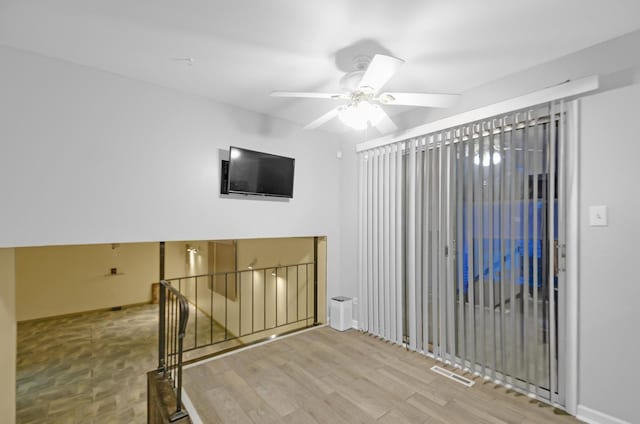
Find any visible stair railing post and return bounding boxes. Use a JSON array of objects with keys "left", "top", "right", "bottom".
[
  {"left": 169, "top": 291, "right": 189, "bottom": 422},
  {"left": 157, "top": 281, "right": 166, "bottom": 373},
  {"left": 313, "top": 236, "right": 319, "bottom": 325}
]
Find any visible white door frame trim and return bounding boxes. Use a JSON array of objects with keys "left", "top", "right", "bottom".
[{"left": 564, "top": 99, "right": 580, "bottom": 416}]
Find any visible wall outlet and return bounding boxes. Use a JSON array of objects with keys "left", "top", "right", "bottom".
[{"left": 353, "top": 297, "right": 358, "bottom": 305}]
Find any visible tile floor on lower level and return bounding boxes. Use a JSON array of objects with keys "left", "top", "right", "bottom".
[{"left": 17, "top": 304, "right": 158, "bottom": 424}]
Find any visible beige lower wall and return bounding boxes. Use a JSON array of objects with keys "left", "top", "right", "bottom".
[
  {"left": 236, "top": 237, "right": 314, "bottom": 270},
  {"left": 16, "top": 243, "right": 159, "bottom": 321},
  {"left": 164, "top": 240, "right": 209, "bottom": 280},
  {"left": 0, "top": 248, "right": 16, "bottom": 423},
  {"left": 164, "top": 241, "right": 211, "bottom": 326}
]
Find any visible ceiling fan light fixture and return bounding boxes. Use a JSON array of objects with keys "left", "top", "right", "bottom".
[
  {"left": 338, "top": 101, "right": 384, "bottom": 130},
  {"left": 378, "top": 93, "right": 396, "bottom": 104},
  {"left": 338, "top": 104, "right": 367, "bottom": 130}
]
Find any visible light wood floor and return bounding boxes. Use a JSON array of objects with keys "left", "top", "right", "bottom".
[{"left": 183, "top": 327, "right": 581, "bottom": 424}]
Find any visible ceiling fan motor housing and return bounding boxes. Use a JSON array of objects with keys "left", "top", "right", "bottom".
[
  {"left": 339, "top": 55, "right": 372, "bottom": 92},
  {"left": 339, "top": 70, "right": 365, "bottom": 92}
]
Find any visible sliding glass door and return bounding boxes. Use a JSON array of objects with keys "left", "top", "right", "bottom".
[
  {"left": 358, "top": 102, "right": 566, "bottom": 404},
  {"left": 452, "top": 108, "right": 558, "bottom": 398}
]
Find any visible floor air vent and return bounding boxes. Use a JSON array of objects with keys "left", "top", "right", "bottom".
[{"left": 430, "top": 365, "right": 475, "bottom": 387}]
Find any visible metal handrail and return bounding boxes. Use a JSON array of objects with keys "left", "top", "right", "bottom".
[
  {"left": 158, "top": 280, "right": 189, "bottom": 422},
  {"left": 163, "top": 262, "right": 316, "bottom": 281},
  {"left": 168, "top": 259, "right": 319, "bottom": 354}
]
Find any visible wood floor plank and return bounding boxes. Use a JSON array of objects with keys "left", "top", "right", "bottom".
[
  {"left": 321, "top": 392, "right": 374, "bottom": 424},
  {"left": 406, "top": 392, "right": 451, "bottom": 422},
  {"left": 317, "top": 369, "right": 354, "bottom": 395},
  {"left": 450, "top": 398, "right": 514, "bottom": 424},
  {"left": 448, "top": 385, "right": 525, "bottom": 423},
  {"left": 378, "top": 407, "right": 429, "bottom": 424},
  {"left": 336, "top": 376, "right": 399, "bottom": 419},
  {"left": 278, "top": 359, "right": 335, "bottom": 396},
  {"left": 218, "top": 369, "right": 265, "bottom": 412},
  {"left": 296, "top": 394, "right": 354, "bottom": 424},
  {"left": 246, "top": 404, "right": 282, "bottom": 424},
  {"left": 281, "top": 408, "right": 319, "bottom": 424},
  {"left": 187, "top": 389, "right": 224, "bottom": 424},
  {"left": 184, "top": 362, "right": 227, "bottom": 393},
  {"left": 407, "top": 391, "right": 493, "bottom": 424},
  {"left": 252, "top": 369, "right": 302, "bottom": 417},
  {"left": 366, "top": 365, "right": 417, "bottom": 400},
  {"left": 203, "top": 386, "right": 253, "bottom": 424},
  {"left": 183, "top": 327, "right": 582, "bottom": 424},
  {"left": 381, "top": 397, "right": 437, "bottom": 424}
]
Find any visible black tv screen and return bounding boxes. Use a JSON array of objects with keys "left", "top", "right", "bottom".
[{"left": 227, "top": 146, "right": 295, "bottom": 198}]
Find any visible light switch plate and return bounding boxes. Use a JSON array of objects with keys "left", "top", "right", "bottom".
[{"left": 589, "top": 205, "right": 608, "bottom": 226}]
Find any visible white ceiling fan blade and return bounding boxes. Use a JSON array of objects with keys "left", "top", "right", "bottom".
[
  {"left": 304, "top": 107, "right": 340, "bottom": 130},
  {"left": 270, "top": 91, "right": 348, "bottom": 100},
  {"left": 358, "top": 54, "right": 405, "bottom": 93},
  {"left": 379, "top": 92, "right": 460, "bottom": 108},
  {"left": 374, "top": 109, "right": 398, "bottom": 134}
]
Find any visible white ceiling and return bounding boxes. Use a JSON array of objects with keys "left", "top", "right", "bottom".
[{"left": 2, "top": 0, "right": 640, "bottom": 133}]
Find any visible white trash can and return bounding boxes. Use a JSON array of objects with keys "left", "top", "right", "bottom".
[{"left": 330, "top": 296, "right": 353, "bottom": 331}]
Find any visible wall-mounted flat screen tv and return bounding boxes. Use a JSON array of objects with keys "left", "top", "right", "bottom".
[{"left": 226, "top": 146, "right": 295, "bottom": 198}]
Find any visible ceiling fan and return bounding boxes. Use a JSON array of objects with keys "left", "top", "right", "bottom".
[{"left": 271, "top": 54, "right": 460, "bottom": 133}]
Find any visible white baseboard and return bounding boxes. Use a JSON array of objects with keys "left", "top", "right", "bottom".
[
  {"left": 352, "top": 319, "right": 358, "bottom": 329},
  {"left": 577, "top": 405, "right": 631, "bottom": 424}
]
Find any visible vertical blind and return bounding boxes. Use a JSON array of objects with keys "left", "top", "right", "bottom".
[
  {"left": 357, "top": 102, "right": 565, "bottom": 403},
  {"left": 358, "top": 143, "right": 404, "bottom": 344}
]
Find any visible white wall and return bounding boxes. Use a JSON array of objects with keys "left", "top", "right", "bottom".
[
  {"left": 0, "top": 46, "right": 342, "bottom": 313},
  {"left": 393, "top": 29, "right": 640, "bottom": 130},
  {"left": 338, "top": 139, "right": 360, "bottom": 315},
  {"left": 577, "top": 84, "right": 640, "bottom": 424}
]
